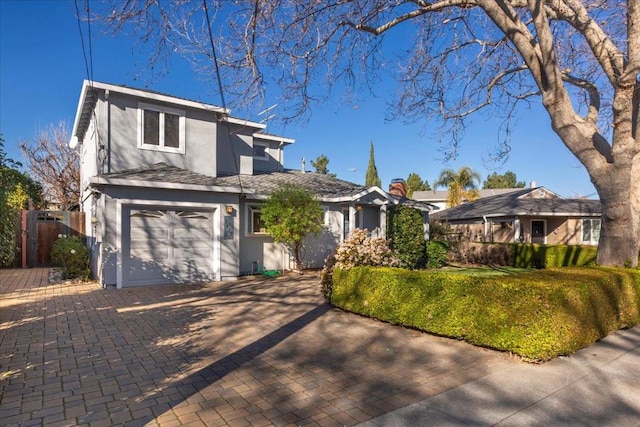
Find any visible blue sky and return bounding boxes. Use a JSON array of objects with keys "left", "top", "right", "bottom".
[{"left": 1, "top": 0, "right": 597, "bottom": 198}]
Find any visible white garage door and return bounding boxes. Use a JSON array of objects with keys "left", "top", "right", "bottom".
[{"left": 125, "top": 208, "right": 215, "bottom": 286}]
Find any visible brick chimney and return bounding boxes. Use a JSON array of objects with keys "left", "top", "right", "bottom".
[{"left": 388, "top": 178, "right": 407, "bottom": 197}]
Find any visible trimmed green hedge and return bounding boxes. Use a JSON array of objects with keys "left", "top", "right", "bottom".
[
  {"left": 513, "top": 244, "right": 597, "bottom": 268},
  {"left": 453, "top": 242, "right": 599, "bottom": 268},
  {"left": 331, "top": 266, "right": 640, "bottom": 360}
]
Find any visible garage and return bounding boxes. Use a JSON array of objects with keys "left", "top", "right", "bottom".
[{"left": 123, "top": 207, "right": 216, "bottom": 286}]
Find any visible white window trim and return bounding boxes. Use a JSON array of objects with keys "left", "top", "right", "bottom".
[
  {"left": 581, "top": 218, "right": 601, "bottom": 245},
  {"left": 253, "top": 142, "right": 269, "bottom": 161},
  {"left": 246, "top": 205, "right": 268, "bottom": 236},
  {"left": 137, "top": 102, "right": 186, "bottom": 154}
]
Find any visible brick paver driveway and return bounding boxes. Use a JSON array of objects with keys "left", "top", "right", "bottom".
[{"left": 1, "top": 269, "right": 514, "bottom": 426}]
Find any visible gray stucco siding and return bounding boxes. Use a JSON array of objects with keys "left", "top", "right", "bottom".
[
  {"left": 97, "top": 92, "right": 218, "bottom": 177},
  {"left": 216, "top": 125, "right": 254, "bottom": 176},
  {"left": 238, "top": 203, "right": 342, "bottom": 273},
  {"left": 252, "top": 139, "right": 283, "bottom": 173}
]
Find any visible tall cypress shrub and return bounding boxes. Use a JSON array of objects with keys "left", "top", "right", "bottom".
[{"left": 387, "top": 205, "right": 426, "bottom": 269}]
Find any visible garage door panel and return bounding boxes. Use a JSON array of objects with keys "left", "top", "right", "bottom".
[
  {"left": 172, "top": 228, "right": 212, "bottom": 240},
  {"left": 174, "top": 246, "right": 213, "bottom": 259},
  {"left": 172, "top": 239, "right": 212, "bottom": 248},
  {"left": 125, "top": 207, "right": 216, "bottom": 286},
  {"left": 130, "top": 227, "right": 169, "bottom": 240},
  {"left": 130, "top": 247, "right": 170, "bottom": 260}
]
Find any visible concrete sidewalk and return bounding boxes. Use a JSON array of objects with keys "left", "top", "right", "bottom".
[{"left": 359, "top": 326, "right": 640, "bottom": 426}]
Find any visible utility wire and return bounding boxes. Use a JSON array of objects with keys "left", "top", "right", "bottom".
[
  {"left": 202, "top": 0, "right": 227, "bottom": 112},
  {"left": 86, "top": 0, "right": 94, "bottom": 82},
  {"left": 202, "top": 0, "right": 244, "bottom": 193},
  {"left": 74, "top": 0, "right": 92, "bottom": 83}
]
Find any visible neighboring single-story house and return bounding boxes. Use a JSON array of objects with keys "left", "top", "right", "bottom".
[
  {"left": 70, "top": 80, "right": 435, "bottom": 287},
  {"left": 429, "top": 186, "right": 602, "bottom": 245}
]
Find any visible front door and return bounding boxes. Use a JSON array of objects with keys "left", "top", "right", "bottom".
[{"left": 531, "top": 220, "right": 546, "bottom": 244}]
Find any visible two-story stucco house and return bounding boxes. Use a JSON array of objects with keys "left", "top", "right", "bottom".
[{"left": 71, "top": 80, "right": 433, "bottom": 287}]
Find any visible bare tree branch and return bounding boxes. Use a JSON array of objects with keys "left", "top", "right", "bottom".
[
  {"left": 91, "top": 0, "right": 640, "bottom": 265},
  {"left": 19, "top": 122, "right": 79, "bottom": 210}
]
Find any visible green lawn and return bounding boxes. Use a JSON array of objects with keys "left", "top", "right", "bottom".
[{"left": 440, "top": 265, "right": 531, "bottom": 276}]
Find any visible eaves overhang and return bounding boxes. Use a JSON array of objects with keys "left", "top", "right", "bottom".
[{"left": 89, "top": 176, "right": 243, "bottom": 194}]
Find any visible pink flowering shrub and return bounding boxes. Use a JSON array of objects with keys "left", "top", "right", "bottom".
[
  {"left": 321, "top": 229, "right": 400, "bottom": 302},
  {"left": 334, "top": 229, "right": 401, "bottom": 269}
]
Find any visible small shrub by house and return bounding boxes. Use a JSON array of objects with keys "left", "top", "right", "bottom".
[{"left": 51, "top": 235, "right": 91, "bottom": 281}]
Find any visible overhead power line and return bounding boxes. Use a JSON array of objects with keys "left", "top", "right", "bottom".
[{"left": 74, "top": 0, "right": 92, "bottom": 83}]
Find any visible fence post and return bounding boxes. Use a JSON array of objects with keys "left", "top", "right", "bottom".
[{"left": 21, "top": 210, "right": 28, "bottom": 269}]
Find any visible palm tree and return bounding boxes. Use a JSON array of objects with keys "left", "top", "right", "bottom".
[{"left": 434, "top": 166, "right": 481, "bottom": 207}]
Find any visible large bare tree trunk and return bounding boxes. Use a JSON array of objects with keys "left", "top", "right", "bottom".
[
  {"left": 596, "top": 170, "right": 640, "bottom": 267},
  {"left": 544, "top": 86, "right": 640, "bottom": 268},
  {"left": 591, "top": 81, "right": 640, "bottom": 267}
]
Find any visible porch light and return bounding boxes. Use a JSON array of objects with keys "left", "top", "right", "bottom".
[
  {"left": 356, "top": 204, "right": 363, "bottom": 211},
  {"left": 226, "top": 205, "right": 234, "bottom": 214}
]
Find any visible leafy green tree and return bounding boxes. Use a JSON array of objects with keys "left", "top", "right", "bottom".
[
  {"left": 434, "top": 167, "right": 481, "bottom": 207},
  {"left": 405, "top": 173, "right": 431, "bottom": 198},
  {"left": 483, "top": 171, "right": 526, "bottom": 189},
  {"left": 260, "top": 185, "right": 324, "bottom": 271},
  {"left": 311, "top": 154, "right": 336, "bottom": 177},
  {"left": 365, "top": 142, "right": 381, "bottom": 187},
  {"left": 0, "top": 136, "right": 43, "bottom": 267}
]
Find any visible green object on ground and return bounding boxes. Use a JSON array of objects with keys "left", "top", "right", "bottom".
[
  {"left": 263, "top": 270, "right": 281, "bottom": 278},
  {"left": 331, "top": 266, "right": 640, "bottom": 361}
]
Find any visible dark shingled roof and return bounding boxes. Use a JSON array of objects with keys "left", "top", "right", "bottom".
[
  {"left": 413, "top": 188, "right": 524, "bottom": 202},
  {"left": 99, "top": 163, "right": 368, "bottom": 198},
  {"left": 431, "top": 188, "right": 601, "bottom": 221}
]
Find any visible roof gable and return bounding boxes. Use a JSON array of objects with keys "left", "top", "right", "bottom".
[{"left": 71, "top": 80, "right": 294, "bottom": 145}]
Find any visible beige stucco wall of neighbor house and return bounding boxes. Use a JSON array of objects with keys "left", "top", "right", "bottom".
[
  {"left": 519, "top": 216, "right": 579, "bottom": 245},
  {"left": 446, "top": 216, "right": 593, "bottom": 245}
]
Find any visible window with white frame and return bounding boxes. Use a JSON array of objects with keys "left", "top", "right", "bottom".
[
  {"left": 253, "top": 142, "right": 269, "bottom": 161},
  {"left": 138, "top": 102, "right": 185, "bottom": 153},
  {"left": 582, "top": 218, "right": 601, "bottom": 244},
  {"left": 248, "top": 207, "right": 267, "bottom": 234}
]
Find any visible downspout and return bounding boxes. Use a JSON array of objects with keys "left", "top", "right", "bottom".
[{"left": 106, "top": 90, "right": 111, "bottom": 173}]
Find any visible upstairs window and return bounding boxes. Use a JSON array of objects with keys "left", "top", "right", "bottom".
[
  {"left": 253, "top": 142, "right": 269, "bottom": 161},
  {"left": 138, "top": 102, "right": 185, "bottom": 153}
]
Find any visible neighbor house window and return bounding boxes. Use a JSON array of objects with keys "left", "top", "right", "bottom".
[
  {"left": 253, "top": 142, "right": 269, "bottom": 161},
  {"left": 249, "top": 207, "right": 267, "bottom": 234},
  {"left": 138, "top": 102, "right": 185, "bottom": 153},
  {"left": 582, "top": 218, "right": 601, "bottom": 244}
]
